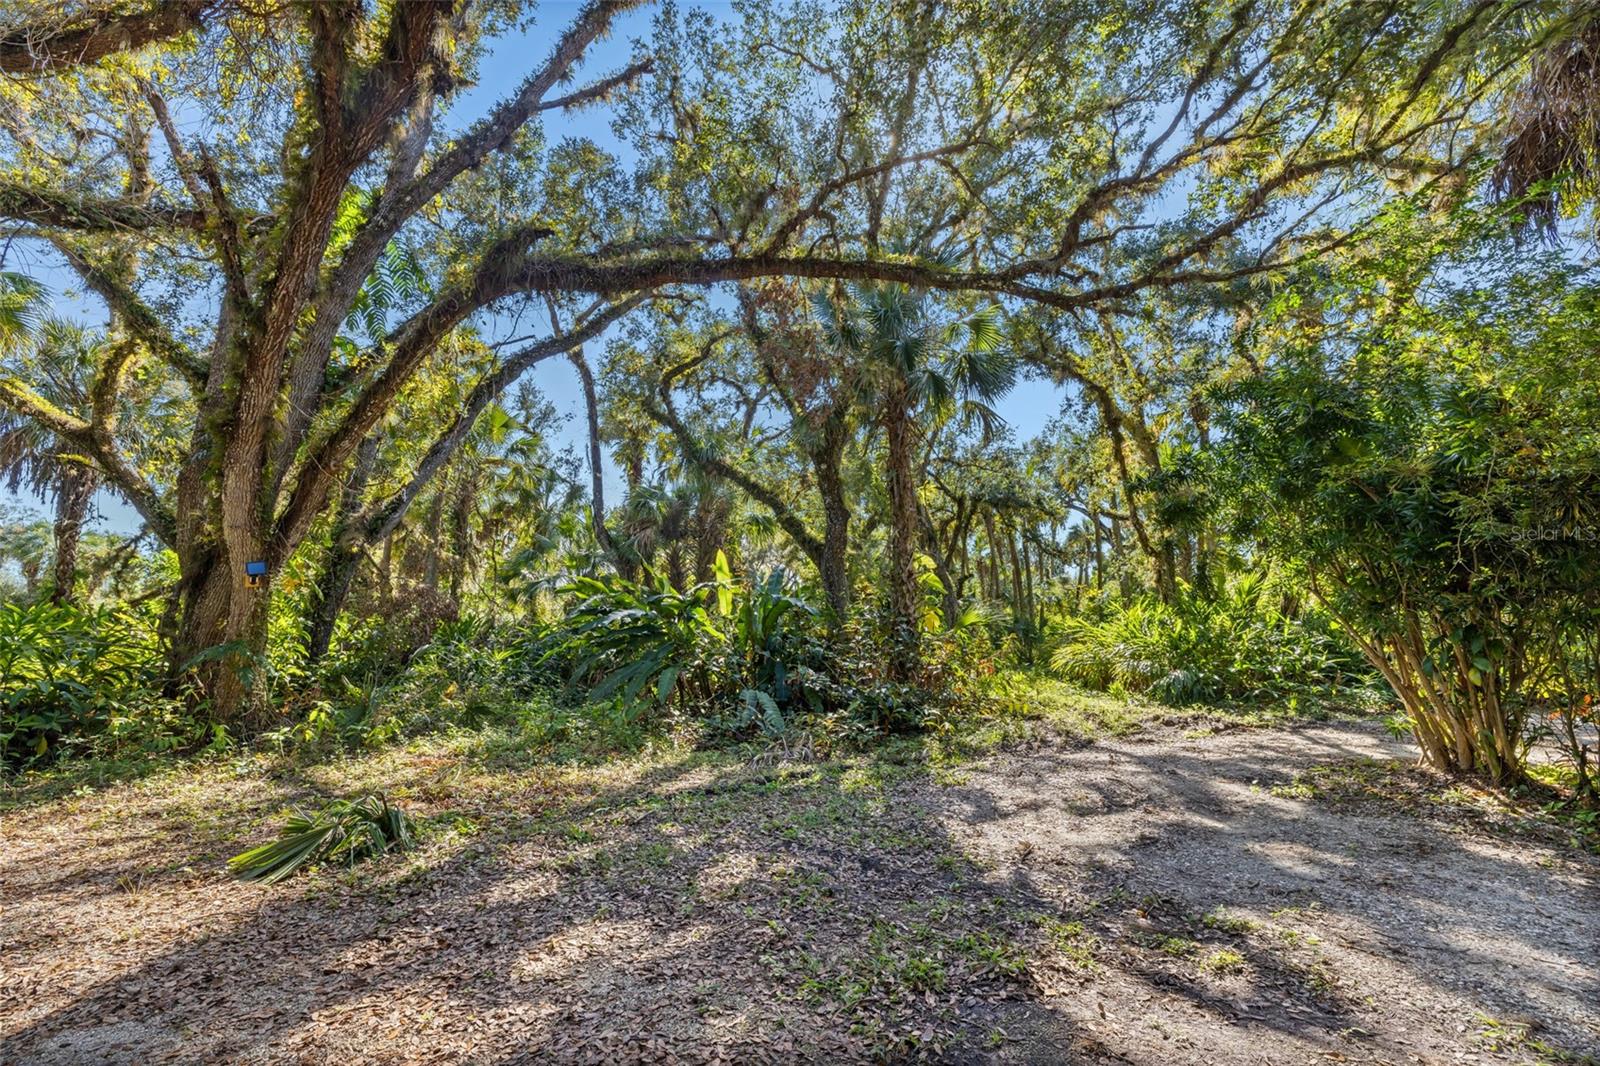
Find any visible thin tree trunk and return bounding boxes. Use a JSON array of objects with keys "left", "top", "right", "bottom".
[
  {"left": 50, "top": 467, "right": 95, "bottom": 604},
  {"left": 980, "top": 509, "right": 1000, "bottom": 601},
  {"left": 378, "top": 534, "right": 394, "bottom": 611},
  {"left": 306, "top": 436, "right": 378, "bottom": 665},
  {"left": 446, "top": 466, "right": 476, "bottom": 604},
  {"left": 959, "top": 517, "right": 971, "bottom": 597},
  {"left": 1091, "top": 509, "right": 1104, "bottom": 590},
  {"left": 422, "top": 490, "right": 444, "bottom": 592},
  {"left": 1022, "top": 532, "right": 1036, "bottom": 626},
  {"left": 920, "top": 506, "right": 960, "bottom": 630},
  {"left": 815, "top": 418, "right": 852, "bottom": 618},
  {"left": 1006, "top": 524, "right": 1025, "bottom": 626},
  {"left": 570, "top": 347, "right": 631, "bottom": 577},
  {"left": 883, "top": 388, "right": 921, "bottom": 677}
]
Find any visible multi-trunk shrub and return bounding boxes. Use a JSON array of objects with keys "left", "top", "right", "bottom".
[{"left": 1214, "top": 219, "right": 1600, "bottom": 788}]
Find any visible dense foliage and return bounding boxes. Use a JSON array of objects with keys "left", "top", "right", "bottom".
[
  {"left": 0, "top": 0, "right": 1595, "bottom": 809},
  {"left": 1050, "top": 575, "right": 1361, "bottom": 706},
  {"left": 1214, "top": 215, "right": 1600, "bottom": 788},
  {"left": 0, "top": 599, "right": 189, "bottom": 768}
]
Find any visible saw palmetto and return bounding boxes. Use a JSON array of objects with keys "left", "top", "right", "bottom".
[{"left": 228, "top": 793, "right": 415, "bottom": 885}]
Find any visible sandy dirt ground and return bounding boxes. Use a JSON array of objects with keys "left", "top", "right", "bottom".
[{"left": 3, "top": 719, "right": 1596, "bottom": 1064}]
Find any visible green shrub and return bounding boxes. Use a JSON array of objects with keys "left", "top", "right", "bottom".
[
  {"left": 0, "top": 600, "right": 190, "bottom": 768},
  {"left": 1214, "top": 231, "right": 1600, "bottom": 782},
  {"left": 280, "top": 615, "right": 533, "bottom": 751},
  {"left": 1049, "top": 575, "right": 1359, "bottom": 705},
  {"left": 540, "top": 554, "right": 820, "bottom": 739}
]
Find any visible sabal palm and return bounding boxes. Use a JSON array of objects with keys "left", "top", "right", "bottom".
[
  {"left": 0, "top": 280, "right": 100, "bottom": 604},
  {"left": 814, "top": 280, "right": 1014, "bottom": 673}
]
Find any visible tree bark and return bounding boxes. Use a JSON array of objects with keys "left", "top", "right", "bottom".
[
  {"left": 306, "top": 435, "right": 378, "bottom": 665},
  {"left": 570, "top": 347, "right": 634, "bottom": 578},
  {"left": 981, "top": 509, "right": 1002, "bottom": 601},
  {"left": 50, "top": 467, "right": 96, "bottom": 604},
  {"left": 445, "top": 465, "right": 476, "bottom": 604},
  {"left": 422, "top": 490, "right": 444, "bottom": 592},
  {"left": 1006, "top": 523, "right": 1026, "bottom": 626},
  {"left": 1090, "top": 509, "right": 1104, "bottom": 589},
  {"left": 169, "top": 548, "right": 267, "bottom": 724},
  {"left": 883, "top": 385, "right": 921, "bottom": 677},
  {"left": 814, "top": 417, "right": 852, "bottom": 618}
]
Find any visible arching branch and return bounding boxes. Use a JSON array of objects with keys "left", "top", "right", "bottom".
[{"left": 0, "top": 0, "right": 218, "bottom": 75}]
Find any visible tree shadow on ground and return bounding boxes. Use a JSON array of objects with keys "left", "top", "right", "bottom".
[
  {"left": 933, "top": 720, "right": 1600, "bottom": 1063},
  {"left": 4, "top": 720, "right": 1597, "bottom": 1064}
]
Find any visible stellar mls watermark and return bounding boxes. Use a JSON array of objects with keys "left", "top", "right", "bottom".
[{"left": 1509, "top": 525, "right": 1600, "bottom": 543}]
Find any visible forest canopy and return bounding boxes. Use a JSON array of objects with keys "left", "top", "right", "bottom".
[{"left": 1, "top": 0, "right": 1597, "bottom": 796}]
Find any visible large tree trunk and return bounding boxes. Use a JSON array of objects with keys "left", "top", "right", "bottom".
[
  {"left": 883, "top": 388, "right": 921, "bottom": 677},
  {"left": 814, "top": 418, "right": 852, "bottom": 618},
  {"left": 169, "top": 548, "right": 269, "bottom": 725},
  {"left": 50, "top": 467, "right": 96, "bottom": 604}
]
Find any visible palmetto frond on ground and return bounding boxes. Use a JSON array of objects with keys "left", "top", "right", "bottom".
[{"left": 228, "top": 793, "right": 416, "bottom": 885}]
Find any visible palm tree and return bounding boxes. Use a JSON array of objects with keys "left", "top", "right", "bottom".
[
  {"left": 815, "top": 279, "right": 1013, "bottom": 676},
  {"left": 1495, "top": 5, "right": 1600, "bottom": 237},
  {"left": 0, "top": 277, "right": 100, "bottom": 604}
]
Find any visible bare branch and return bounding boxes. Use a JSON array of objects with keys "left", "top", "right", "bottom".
[
  {"left": 273, "top": 284, "right": 645, "bottom": 561},
  {"left": 357, "top": 293, "right": 651, "bottom": 545},
  {"left": 539, "top": 57, "right": 654, "bottom": 112},
  {"left": 0, "top": 369, "right": 176, "bottom": 544},
  {"left": 50, "top": 239, "right": 207, "bottom": 387},
  {"left": 761, "top": 139, "right": 982, "bottom": 255}
]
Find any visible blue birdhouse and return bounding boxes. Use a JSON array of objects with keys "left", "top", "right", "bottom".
[{"left": 244, "top": 560, "right": 267, "bottom": 588}]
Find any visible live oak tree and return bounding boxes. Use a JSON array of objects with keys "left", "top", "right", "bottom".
[
  {"left": 1, "top": 0, "right": 659, "bottom": 716},
  {"left": 0, "top": 0, "right": 1554, "bottom": 719}
]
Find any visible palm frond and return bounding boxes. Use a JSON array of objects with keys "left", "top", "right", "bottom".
[
  {"left": 228, "top": 793, "right": 416, "bottom": 885},
  {"left": 1495, "top": 11, "right": 1600, "bottom": 237},
  {"left": 947, "top": 342, "right": 1019, "bottom": 403}
]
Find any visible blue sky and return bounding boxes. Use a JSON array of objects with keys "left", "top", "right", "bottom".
[{"left": 2, "top": 1, "right": 1066, "bottom": 534}]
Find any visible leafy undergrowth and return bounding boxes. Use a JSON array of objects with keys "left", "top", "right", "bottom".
[
  {"left": 1276, "top": 757, "right": 1599, "bottom": 854},
  {"left": 0, "top": 670, "right": 1333, "bottom": 813}
]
